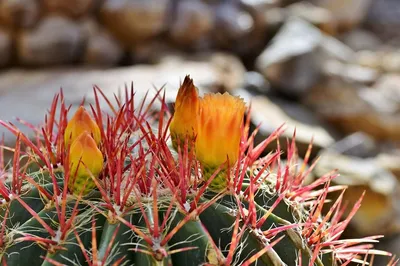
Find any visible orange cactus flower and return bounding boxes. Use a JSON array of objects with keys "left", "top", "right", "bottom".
[
  {"left": 64, "top": 106, "right": 101, "bottom": 147},
  {"left": 169, "top": 75, "right": 200, "bottom": 150},
  {"left": 68, "top": 132, "right": 104, "bottom": 195},
  {"left": 196, "top": 92, "right": 246, "bottom": 189}
]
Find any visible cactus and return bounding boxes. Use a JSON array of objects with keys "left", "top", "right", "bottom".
[{"left": 0, "top": 76, "right": 395, "bottom": 266}]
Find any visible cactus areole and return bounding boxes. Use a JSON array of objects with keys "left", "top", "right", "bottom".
[{"left": 0, "top": 76, "right": 394, "bottom": 266}]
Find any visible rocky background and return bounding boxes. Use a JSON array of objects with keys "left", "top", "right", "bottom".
[{"left": 1, "top": 0, "right": 400, "bottom": 264}]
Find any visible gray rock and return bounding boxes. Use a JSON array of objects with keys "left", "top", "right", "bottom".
[
  {"left": 340, "top": 29, "right": 382, "bottom": 52},
  {"left": 17, "top": 16, "right": 85, "bottom": 66},
  {"left": 310, "top": 0, "right": 372, "bottom": 31},
  {"left": 304, "top": 76, "right": 400, "bottom": 140},
  {"left": 323, "top": 60, "right": 379, "bottom": 85},
  {"left": 315, "top": 148, "right": 400, "bottom": 236},
  {"left": 213, "top": 2, "right": 254, "bottom": 48},
  {"left": 374, "top": 74, "right": 400, "bottom": 108},
  {"left": 324, "top": 132, "right": 378, "bottom": 158},
  {"left": 209, "top": 53, "right": 246, "bottom": 93},
  {"left": 248, "top": 93, "right": 337, "bottom": 155},
  {"left": 241, "top": 0, "right": 280, "bottom": 9},
  {"left": 0, "top": 29, "right": 11, "bottom": 67},
  {"left": 100, "top": 0, "right": 170, "bottom": 46},
  {"left": 243, "top": 71, "right": 270, "bottom": 94},
  {"left": 169, "top": 0, "right": 214, "bottom": 48},
  {"left": 286, "top": 2, "right": 336, "bottom": 34},
  {"left": 131, "top": 41, "right": 177, "bottom": 64},
  {"left": 0, "top": 0, "right": 40, "bottom": 28},
  {"left": 43, "top": 0, "right": 98, "bottom": 17},
  {"left": 355, "top": 50, "right": 382, "bottom": 70},
  {"left": 381, "top": 51, "right": 400, "bottom": 73},
  {"left": 376, "top": 153, "right": 400, "bottom": 182},
  {"left": 0, "top": 54, "right": 232, "bottom": 145},
  {"left": 365, "top": 0, "right": 400, "bottom": 43},
  {"left": 255, "top": 17, "right": 354, "bottom": 97},
  {"left": 82, "top": 19, "right": 124, "bottom": 66}
]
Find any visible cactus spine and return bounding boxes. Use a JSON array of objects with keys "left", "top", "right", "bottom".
[{"left": 0, "top": 76, "right": 394, "bottom": 266}]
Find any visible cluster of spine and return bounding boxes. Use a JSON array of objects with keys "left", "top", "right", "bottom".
[{"left": 0, "top": 76, "right": 396, "bottom": 266}]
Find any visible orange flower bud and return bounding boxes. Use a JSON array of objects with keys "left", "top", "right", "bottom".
[
  {"left": 68, "top": 132, "right": 104, "bottom": 195},
  {"left": 64, "top": 106, "right": 101, "bottom": 147},
  {"left": 169, "top": 76, "right": 200, "bottom": 150},
  {"left": 196, "top": 93, "right": 246, "bottom": 189}
]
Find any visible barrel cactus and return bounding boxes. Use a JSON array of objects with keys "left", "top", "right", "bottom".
[{"left": 0, "top": 76, "right": 394, "bottom": 266}]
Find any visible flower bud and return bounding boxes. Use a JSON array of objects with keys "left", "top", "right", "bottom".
[
  {"left": 69, "top": 131, "right": 103, "bottom": 195},
  {"left": 169, "top": 76, "right": 199, "bottom": 150},
  {"left": 65, "top": 106, "right": 101, "bottom": 147}
]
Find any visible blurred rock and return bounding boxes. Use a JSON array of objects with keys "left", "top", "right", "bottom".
[
  {"left": 381, "top": 51, "right": 400, "bottom": 73},
  {"left": 0, "top": 54, "right": 233, "bottom": 145},
  {"left": 324, "top": 132, "right": 378, "bottom": 158},
  {"left": 43, "top": 0, "right": 98, "bottom": 17},
  {"left": 376, "top": 153, "right": 400, "bottom": 181},
  {"left": 210, "top": 53, "right": 246, "bottom": 93},
  {"left": 131, "top": 41, "right": 177, "bottom": 64},
  {"left": 249, "top": 93, "right": 337, "bottom": 156},
  {"left": 240, "top": 0, "right": 280, "bottom": 10},
  {"left": 355, "top": 50, "right": 383, "bottom": 70},
  {"left": 365, "top": 0, "right": 400, "bottom": 43},
  {"left": 340, "top": 29, "right": 382, "bottom": 52},
  {"left": 311, "top": 0, "right": 372, "bottom": 31},
  {"left": 213, "top": 2, "right": 254, "bottom": 49},
  {"left": 0, "top": 28, "right": 11, "bottom": 67},
  {"left": 304, "top": 77, "right": 400, "bottom": 140},
  {"left": 100, "top": 0, "right": 170, "bottom": 47},
  {"left": 355, "top": 50, "right": 400, "bottom": 73},
  {"left": 0, "top": 0, "right": 40, "bottom": 28},
  {"left": 323, "top": 60, "right": 379, "bottom": 85},
  {"left": 315, "top": 148, "right": 400, "bottom": 236},
  {"left": 169, "top": 0, "right": 214, "bottom": 49},
  {"left": 17, "top": 16, "right": 85, "bottom": 66},
  {"left": 82, "top": 19, "right": 124, "bottom": 66},
  {"left": 243, "top": 71, "right": 270, "bottom": 94},
  {"left": 373, "top": 74, "right": 400, "bottom": 109},
  {"left": 286, "top": 2, "right": 336, "bottom": 35},
  {"left": 255, "top": 17, "right": 354, "bottom": 98}
]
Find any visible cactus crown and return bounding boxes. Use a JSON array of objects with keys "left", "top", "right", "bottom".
[{"left": 0, "top": 76, "right": 395, "bottom": 266}]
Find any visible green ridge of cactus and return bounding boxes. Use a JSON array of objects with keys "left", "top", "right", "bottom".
[{"left": 0, "top": 76, "right": 394, "bottom": 266}]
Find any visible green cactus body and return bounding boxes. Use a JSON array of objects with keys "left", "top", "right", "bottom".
[
  {"left": 1, "top": 174, "right": 333, "bottom": 266},
  {"left": 0, "top": 84, "right": 393, "bottom": 266}
]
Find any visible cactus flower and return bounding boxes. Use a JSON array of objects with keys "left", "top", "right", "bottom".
[
  {"left": 169, "top": 76, "right": 199, "bottom": 150},
  {"left": 64, "top": 106, "right": 101, "bottom": 147},
  {"left": 68, "top": 131, "right": 104, "bottom": 195},
  {"left": 196, "top": 92, "right": 246, "bottom": 189}
]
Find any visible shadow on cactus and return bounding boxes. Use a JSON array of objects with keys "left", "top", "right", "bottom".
[{"left": 0, "top": 75, "right": 396, "bottom": 266}]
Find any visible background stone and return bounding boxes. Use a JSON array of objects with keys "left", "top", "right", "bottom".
[
  {"left": 0, "top": 0, "right": 40, "bottom": 29},
  {"left": 17, "top": 16, "right": 85, "bottom": 66},
  {"left": 100, "top": 0, "right": 170, "bottom": 47}
]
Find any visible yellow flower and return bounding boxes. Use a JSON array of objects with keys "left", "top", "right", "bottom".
[
  {"left": 68, "top": 132, "right": 104, "bottom": 195},
  {"left": 64, "top": 106, "right": 101, "bottom": 147},
  {"left": 169, "top": 75, "right": 199, "bottom": 150},
  {"left": 196, "top": 93, "right": 246, "bottom": 189}
]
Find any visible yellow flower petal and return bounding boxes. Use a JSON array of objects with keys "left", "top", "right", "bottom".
[
  {"left": 69, "top": 131, "right": 103, "bottom": 195},
  {"left": 169, "top": 75, "right": 199, "bottom": 150},
  {"left": 65, "top": 106, "right": 101, "bottom": 147},
  {"left": 195, "top": 92, "right": 246, "bottom": 187}
]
